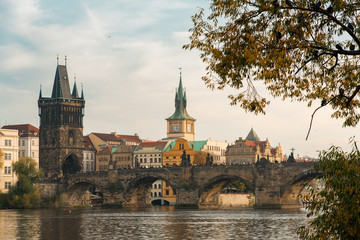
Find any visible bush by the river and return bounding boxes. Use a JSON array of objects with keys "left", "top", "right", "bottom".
[{"left": 0, "top": 157, "right": 43, "bottom": 209}]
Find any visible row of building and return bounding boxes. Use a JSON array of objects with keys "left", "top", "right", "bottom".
[
  {"left": 0, "top": 123, "right": 282, "bottom": 195},
  {"left": 0, "top": 58, "right": 285, "bottom": 204}
]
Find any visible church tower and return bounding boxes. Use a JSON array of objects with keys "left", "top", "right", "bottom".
[
  {"left": 166, "top": 72, "right": 195, "bottom": 141},
  {"left": 38, "top": 56, "right": 85, "bottom": 178}
]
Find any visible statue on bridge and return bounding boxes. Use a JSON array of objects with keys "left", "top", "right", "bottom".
[
  {"left": 206, "top": 153, "right": 213, "bottom": 165},
  {"left": 287, "top": 152, "right": 296, "bottom": 163},
  {"left": 135, "top": 156, "right": 140, "bottom": 168},
  {"left": 181, "top": 150, "right": 191, "bottom": 166}
]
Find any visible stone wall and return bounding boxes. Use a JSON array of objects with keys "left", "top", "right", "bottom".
[
  {"left": 36, "top": 182, "right": 61, "bottom": 199},
  {"left": 218, "top": 193, "right": 254, "bottom": 208}
]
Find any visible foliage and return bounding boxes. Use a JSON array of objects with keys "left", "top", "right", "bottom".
[
  {"left": 298, "top": 142, "right": 360, "bottom": 239},
  {"left": 3, "top": 157, "right": 44, "bottom": 208},
  {"left": 193, "top": 151, "right": 207, "bottom": 165},
  {"left": 224, "top": 180, "right": 246, "bottom": 192},
  {"left": 185, "top": 0, "right": 360, "bottom": 126}
]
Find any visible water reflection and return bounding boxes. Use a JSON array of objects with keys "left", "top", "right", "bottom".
[{"left": 0, "top": 207, "right": 307, "bottom": 240}]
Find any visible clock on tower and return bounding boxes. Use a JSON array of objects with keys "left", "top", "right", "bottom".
[{"left": 166, "top": 71, "right": 195, "bottom": 141}]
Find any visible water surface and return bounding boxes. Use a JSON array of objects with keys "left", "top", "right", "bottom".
[{"left": 0, "top": 207, "right": 308, "bottom": 240}]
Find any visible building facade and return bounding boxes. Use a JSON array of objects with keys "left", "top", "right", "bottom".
[
  {"left": 88, "top": 132, "right": 141, "bottom": 152},
  {"left": 0, "top": 129, "right": 19, "bottom": 193},
  {"left": 162, "top": 138, "right": 196, "bottom": 166},
  {"left": 83, "top": 136, "right": 96, "bottom": 172},
  {"left": 165, "top": 73, "right": 196, "bottom": 141},
  {"left": 96, "top": 146, "right": 111, "bottom": 172},
  {"left": 38, "top": 57, "right": 85, "bottom": 178},
  {"left": 1, "top": 124, "right": 39, "bottom": 167},
  {"left": 200, "top": 139, "right": 229, "bottom": 165},
  {"left": 133, "top": 141, "right": 169, "bottom": 168},
  {"left": 133, "top": 141, "right": 169, "bottom": 204},
  {"left": 112, "top": 141, "right": 134, "bottom": 169},
  {"left": 226, "top": 128, "right": 283, "bottom": 164}
]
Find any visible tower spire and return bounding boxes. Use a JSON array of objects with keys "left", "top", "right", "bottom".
[
  {"left": 72, "top": 73, "right": 79, "bottom": 98},
  {"left": 166, "top": 69, "right": 195, "bottom": 121},
  {"left": 51, "top": 56, "right": 72, "bottom": 99},
  {"left": 81, "top": 83, "right": 84, "bottom": 99},
  {"left": 39, "top": 85, "right": 43, "bottom": 99},
  {"left": 57, "top": 54, "right": 59, "bottom": 65}
]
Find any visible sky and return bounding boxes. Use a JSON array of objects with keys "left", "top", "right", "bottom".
[{"left": 0, "top": 0, "right": 358, "bottom": 158}]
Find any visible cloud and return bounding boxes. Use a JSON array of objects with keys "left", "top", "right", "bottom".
[{"left": 0, "top": 0, "right": 357, "bottom": 158}]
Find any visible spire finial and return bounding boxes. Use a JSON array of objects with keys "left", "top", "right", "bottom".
[
  {"left": 39, "top": 84, "right": 43, "bottom": 99},
  {"left": 81, "top": 83, "right": 84, "bottom": 99},
  {"left": 65, "top": 55, "right": 67, "bottom": 66},
  {"left": 57, "top": 54, "right": 59, "bottom": 65},
  {"left": 179, "top": 67, "right": 182, "bottom": 78}
]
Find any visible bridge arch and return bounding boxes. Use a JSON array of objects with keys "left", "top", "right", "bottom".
[
  {"left": 280, "top": 168, "right": 319, "bottom": 208},
  {"left": 123, "top": 173, "right": 175, "bottom": 207},
  {"left": 62, "top": 153, "right": 82, "bottom": 176},
  {"left": 198, "top": 174, "right": 254, "bottom": 208},
  {"left": 64, "top": 179, "right": 104, "bottom": 206}
]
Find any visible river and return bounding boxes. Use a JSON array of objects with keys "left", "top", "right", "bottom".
[{"left": 0, "top": 207, "right": 308, "bottom": 240}]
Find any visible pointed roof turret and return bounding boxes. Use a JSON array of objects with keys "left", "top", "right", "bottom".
[
  {"left": 167, "top": 71, "right": 195, "bottom": 120},
  {"left": 51, "top": 63, "right": 72, "bottom": 99},
  {"left": 245, "top": 128, "right": 261, "bottom": 141},
  {"left": 81, "top": 83, "right": 84, "bottom": 100},
  {"left": 39, "top": 85, "right": 43, "bottom": 99},
  {"left": 72, "top": 75, "right": 79, "bottom": 98}
]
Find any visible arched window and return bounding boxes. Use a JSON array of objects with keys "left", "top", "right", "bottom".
[
  {"left": 69, "top": 130, "right": 74, "bottom": 146},
  {"left": 154, "top": 192, "right": 157, "bottom": 197}
]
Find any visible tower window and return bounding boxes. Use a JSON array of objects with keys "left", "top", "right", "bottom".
[{"left": 69, "top": 130, "right": 74, "bottom": 146}]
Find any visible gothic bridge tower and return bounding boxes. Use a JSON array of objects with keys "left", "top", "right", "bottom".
[
  {"left": 38, "top": 56, "right": 85, "bottom": 178},
  {"left": 166, "top": 72, "right": 196, "bottom": 141}
]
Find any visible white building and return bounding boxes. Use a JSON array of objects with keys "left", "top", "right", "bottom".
[
  {"left": 0, "top": 128, "right": 19, "bottom": 193},
  {"left": 201, "top": 139, "right": 229, "bottom": 164},
  {"left": 1, "top": 124, "right": 39, "bottom": 167},
  {"left": 133, "top": 141, "right": 169, "bottom": 168},
  {"left": 83, "top": 136, "right": 96, "bottom": 172}
]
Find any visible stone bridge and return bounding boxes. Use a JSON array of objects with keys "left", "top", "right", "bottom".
[{"left": 43, "top": 162, "right": 317, "bottom": 209}]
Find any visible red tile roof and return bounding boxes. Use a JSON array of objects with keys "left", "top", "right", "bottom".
[
  {"left": 92, "top": 132, "right": 141, "bottom": 144},
  {"left": 98, "top": 146, "right": 112, "bottom": 155},
  {"left": 245, "top": 140, "right": 266, "bottom": 151},
  {"left": 92, "top": 133, "right": 121, "bottom": 142},
  {"left": 271, "top": 148, "right": 277, "bottom": 155},
  {"left": 136, "top": 141, "right": 168, "bottom": 151},
  {"left": 117, "top": 134, "right": 141, "bottom": 144},
  {"left": 1, "top": 124, "right": 39, "bottom": 137},
  {"left": 83, "top": 136, "right": 96, "bottom": 151}
]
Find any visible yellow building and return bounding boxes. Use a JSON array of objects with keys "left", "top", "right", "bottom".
[
  {"left": 162, "top": 138, "right": 195, "bottom": 166},
  {"left": 162, "top": 138, "right": 208, "bottom": 204}
]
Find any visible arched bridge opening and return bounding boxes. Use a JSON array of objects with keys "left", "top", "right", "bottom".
[
  {"left": 123, "top": 175, "right": 174, "bottom": 207},
  {"left": 199, "top": 175, "right": 254, "bottom": 209},
  {"left": 280, "top": 170, "right": 319, "bottom": 208},
  {"left": 62, "top": 154, "right": 81, "bottom": 176},
  {"left": 63, "top": 181, "right": 103, "bottom": 206}
]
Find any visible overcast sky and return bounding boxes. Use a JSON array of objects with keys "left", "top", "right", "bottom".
[{"left": 0, "top": 0, "right": 357, "bottom": 158}]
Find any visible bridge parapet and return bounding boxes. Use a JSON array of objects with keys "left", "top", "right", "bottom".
[{"left": 51, "top": 162, "right": 317, "bottom": 208}]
